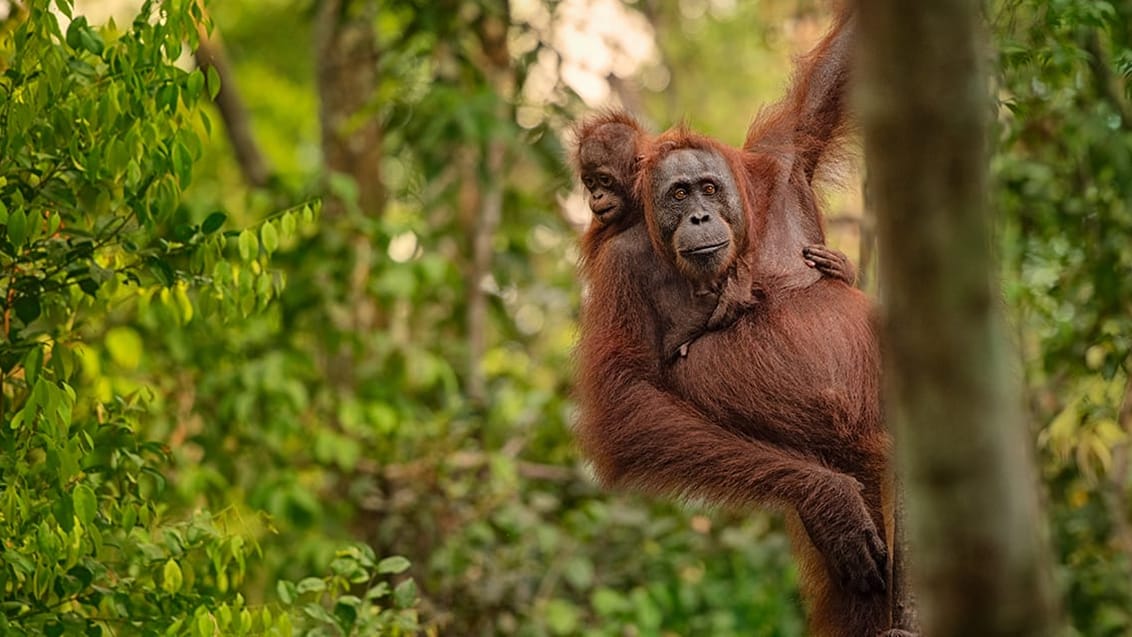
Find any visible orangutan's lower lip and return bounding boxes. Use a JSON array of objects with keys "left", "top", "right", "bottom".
[{"left": 681, "top": 241, "right": 729, "bottom": 256}]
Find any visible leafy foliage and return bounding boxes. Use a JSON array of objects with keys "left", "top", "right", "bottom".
[
  {"left": 995, "top": 0, "right": 1132, "bottom": 633},
  {"left": 0, "top": 2, "right": 418, "bottom": 635}
]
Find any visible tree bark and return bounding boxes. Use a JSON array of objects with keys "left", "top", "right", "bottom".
[
  {"left": 314, "top": 0, "right": 384, "bottom": 216},
  {"left": 193, "top": 7, "right": 273, "bottom": 188},
  {"left": 464, "top": 4, "right": 512, "bottom": 408},
  {"left": 857, "top": 1, "right": 1059, "bottom": 635},
  {"left": 465, "top": 138, "right": 505, "bottom": 407},
  {"left": 889, "top": 478, "right": 918, "bottom": 632}
]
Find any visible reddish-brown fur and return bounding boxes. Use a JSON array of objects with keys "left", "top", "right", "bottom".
[
  {"left": 576, "top": 10, "right": 901, "bottom": 637},
  {"left": 573, "top": 110, "right": 650, "bottom": 258},
  {"left": 574, "top": 112, "right": 762, "bottom": 362}
]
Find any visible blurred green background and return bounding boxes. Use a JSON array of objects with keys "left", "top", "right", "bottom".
[{"left": 0, "top": 0, "right": 1130, "bottom": 635}]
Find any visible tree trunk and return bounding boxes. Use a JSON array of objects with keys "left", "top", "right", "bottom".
[
  {"left": 314, "top": 0, "right": 384, "bottom": 216},
  {"left": 464, "top": 4, "right": 512, "bottom": 408},
  {"left": 465, "top": 137, "right": 506, "bottom": 407},
  {"left": 856, "top": 2, "right": 1059, "bottom": 635}
]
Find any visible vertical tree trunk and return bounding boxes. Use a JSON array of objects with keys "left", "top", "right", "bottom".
[
  {"left": 314, "top": 0, "right": 384, "bottom": 216},
  {"left": 464, "top": 4, "right": 512, "bottom": 408},
  {"left": 857, "top": 2, "right": 1059, "bottom": 635},
  {"left": 465, "top": 137, "right": 506, "bottom": 407},
  {"left": 889, "top": 479, "right": 917, "bottom": 632}
]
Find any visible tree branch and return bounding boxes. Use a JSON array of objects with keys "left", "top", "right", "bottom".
[
  {"left": 193, "top": 9, "right": 273, "bottom": 188},
  {"left": 1083, "top": 29, "right": 1132, "bottom": 130}
]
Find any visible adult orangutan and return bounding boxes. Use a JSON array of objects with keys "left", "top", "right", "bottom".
[
  {"left": 575, "top": 9, "right": 911, "bottom": 637},
  {"left": 638, "top": 126, "right": 890, "bottom": 636}
]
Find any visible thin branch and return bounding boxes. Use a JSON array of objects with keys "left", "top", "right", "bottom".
[
  {"left": 1083, "top": 29, "right": 1132, "bottom": 130},
  {"left": 193, "top": 6, "right": 273, "bottom": 188}
]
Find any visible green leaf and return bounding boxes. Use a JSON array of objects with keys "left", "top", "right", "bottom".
[
  {"left": 195, "top": 611, "right": 211, "bottom": 637},
  {"left": 173, "top": 223, "right": 196, "bottom": 242},
  {"left": 23, "top": 345, "right": 43, "bottom": 387},
  {"left": 172, "top": 141, "right": 193, "bottom": 187},
  {"left": 185, "top": 69, "right": 205, "bottom": 103},
  {"left": 105, "top": 327, "right": 143, "bottom": 370},
  {"left": 377, "top": 555, "right": 411, "bottom": 574},
  {"left": 68, "top": 564, "right": 94, "bottom": 590},
  {"left": 302, "top": 603, "right": 336, "bottom": 625},
  {"left": 591, "top": 587, "right": 630, "bottom": 616},
  {"left": 365, "top": 582, "right": 390, "bottom": 600},
  {"left": 121, "top": 505, "right": 137, "bottom": 530},
  {"left": 78, "top": 27, "right": 104, "bottom": 56},
  {"left": 280, "top": 212, "right": 296, "bottom": 237},
  {"left": 68, "top": 57, "right": 96, "bottom": 79},
  {"left": 201, "top": 211, "right": 227, "bottom": 234},
  {"left": 147, "top": 257, "right": 175, "bottom": 287},
  {"left": 126, "top": 160, "right": 142, "bottom": 189},
  {"left": 157, "top": 84, "right": 178, "bottom": 114},
  {"left": 79, "top": 278, "right": 100, "bottom": 297},
  {"left": 7, "top": 208, "right": 27, "bottom": 246},
  {"left": 73, "top": 484, "right": 97, "bottom": 526},
  {"left": 392, "top": 578, "right": 417, "bottom": 609},
  {"left": 260, "top": 222, "right": 279, "bottom": 254},
  {"left": 65, "top": 16, "right": 87, "bottom": 50},
  {"left": 13, "top": 295, "right": 41, "bottom": 324},
  {"left": 333, "top": 598, "right": 358, "bottom": 630},
  {"left": 545, "top": 599, "right": 580, "bottom": 636},
  {"left": 162, "top": 559, "right": 183, "bottom": 593},
  {"left": 237, "top": 229, "right": 257, "bottom": 261},
  {"left": 173, "top": 285, "right": 194, "bottom": 323},
  {"left": 295, "top": 577, "right": 326, "bottom": 594},
  {"left": 276, "top": 580, "right": 297, "bottom": 605},
  {"left": 207, "top": 65, "right": 221, "bottom": 100}
]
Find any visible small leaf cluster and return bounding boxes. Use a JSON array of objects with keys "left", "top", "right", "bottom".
[{"left": 275, "top": 546, "right": 421, "bottom": 637}]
